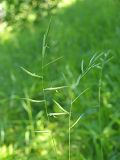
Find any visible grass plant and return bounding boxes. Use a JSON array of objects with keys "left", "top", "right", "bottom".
[
  {"left": 21, "top": 23, "right": 110, "bottom": 159},
  {"left": 0, "top": 0, "right": 119, "bottom": 159}
]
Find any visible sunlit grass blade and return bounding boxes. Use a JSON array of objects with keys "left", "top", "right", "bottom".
[
  {"left": 53, "top": 100, "right": 69, "bottom": 114},
  {"left": 21, "top": 98, "right": 45, "bottom": 103},
  {"left": 21, "top": 67, "right": 43, "bottom": 78},
  {"left": 48, "top": 112, "right": 68, "bottom": 116},
  {"left": 43, "top": 56, "right": 64, "bottom": 68},
  {"left": 44, "top": 86, "right": 69, "bottom": 91},
  {"left": 72, "top": 88, "right": 89, "bottom": 104}
]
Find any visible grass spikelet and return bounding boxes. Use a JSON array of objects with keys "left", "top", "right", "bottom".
[
  {"left": 48, "top": 112, "right": 68, "bottom": 116},
  {"left": 44, "top": 86, "right": 69, "bottom": 91},
  {"left": 21, "top": 67, "right": 43, "bottom": 78},
  {"left": 53, "top": 100, "right": 69, "bottom": 114},
  {"left": 21, "top": 98, "right": 45, "bottom": 103}
]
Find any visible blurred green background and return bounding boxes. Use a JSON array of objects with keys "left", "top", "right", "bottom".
[{"left": 0, "top": 0, "right": 120, "bottom": 159}]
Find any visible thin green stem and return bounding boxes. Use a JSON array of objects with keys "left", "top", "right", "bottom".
[
  {"left": 25, "top": 91, "right": 35, "bottom": 138},
  {"left": 98, "top": 63, "right": 104, "bottom": 160},
  {"left": 41, "top": 32, "right": 58, "bottom": 160},
  {"left": 69, "top": 101, "right": 72, "bottom": 160}
]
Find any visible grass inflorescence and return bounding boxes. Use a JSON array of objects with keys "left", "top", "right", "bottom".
[{"left": 20, "top": 22, "right": 111, "bottom": 160}]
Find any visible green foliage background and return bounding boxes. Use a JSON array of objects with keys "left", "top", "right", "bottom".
[
  {"left": 0, "top": 0, "right": 120, "bottom": 159},
  {"left": 1, "top": 0, "right": 59, "bottom": 23}
]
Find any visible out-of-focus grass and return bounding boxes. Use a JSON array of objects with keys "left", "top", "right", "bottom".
[{"left": 0, "top": 0, "right": 120, "bottom": 159}]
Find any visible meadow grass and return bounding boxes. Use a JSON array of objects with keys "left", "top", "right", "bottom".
[
  {"left": 0, "top": 0, "right": 120, "bottom": 159},
  {"left": 20, "top": 27, "right": 110, "bottom": 160}
]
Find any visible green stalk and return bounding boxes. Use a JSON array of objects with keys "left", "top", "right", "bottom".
[
  {"left": 69, "top": 101, "right": 72, "bottom": 160},
  {"left": 41, "top": 20, "right": 58, "bottom": 160},
  {"left": 98, "top": 61, "right": 104, "bottom": 160}
]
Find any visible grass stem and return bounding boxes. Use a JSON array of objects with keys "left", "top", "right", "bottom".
[
  {"left": 69, "top": 101, "right": 72, "bottom": 160},
  {"left": 98, "top": 60, "right": 105, "bottom": 160}
]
